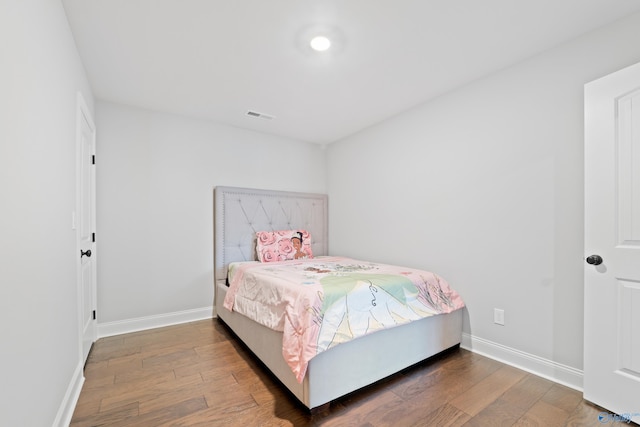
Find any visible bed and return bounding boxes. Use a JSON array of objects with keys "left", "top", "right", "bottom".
[{"left": 214, "top": 186, "right": 463, "bottom": 410}]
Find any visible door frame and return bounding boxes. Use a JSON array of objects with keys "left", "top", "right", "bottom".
[{"left": 75, "top": 91, "right": 97, "bottom": 365}]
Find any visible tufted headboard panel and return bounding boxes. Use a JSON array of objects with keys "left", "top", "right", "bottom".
[{"left": 214, "top": 186, "right": 328, "bottom": 285}]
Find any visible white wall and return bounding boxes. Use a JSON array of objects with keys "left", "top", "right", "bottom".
[
  {"left": 326, "top": 12, "right": 640, "bottom": 374},
  {"left": 96, "top": 102, "right": 326, "bottom": 325},
  {"left": 0, "top": 1, "right": 94, "bottom": 426}
]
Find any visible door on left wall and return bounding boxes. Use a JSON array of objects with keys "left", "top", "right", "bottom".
[{"left": 76, "top": 93, "right": 97, "bottom": 365}]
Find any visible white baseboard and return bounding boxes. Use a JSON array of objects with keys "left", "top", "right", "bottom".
[
  {"left": 461, "top": 333, "right": 583, "bottom": 391},
  {"left": 53, "top": 361, "right": 84, "bottom": 427},
  {"left": 97, "top": 306, "right": 214, "bottom": 338}
]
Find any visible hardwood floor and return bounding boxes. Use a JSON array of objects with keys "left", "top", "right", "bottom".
[{"left": 71, "top": 319, "right": 623, "bottom": 426}]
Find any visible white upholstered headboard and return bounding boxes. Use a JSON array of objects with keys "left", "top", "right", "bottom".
[{"left": 214, "top": 186, "right": 328, "bottom": 285}]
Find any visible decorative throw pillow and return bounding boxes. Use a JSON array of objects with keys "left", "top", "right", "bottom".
[{"left": 256, "top": 230, "right": 313, "bottom": 262}]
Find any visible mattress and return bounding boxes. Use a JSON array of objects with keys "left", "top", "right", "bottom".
[{"left": 222, "top": 256, "right": 465, "bottom": 382}]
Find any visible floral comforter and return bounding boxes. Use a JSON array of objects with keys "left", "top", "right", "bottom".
[{"left": 223, "top": 256, "right": 465, "bottom": 382}]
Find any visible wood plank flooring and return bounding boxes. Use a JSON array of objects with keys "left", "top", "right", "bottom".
[{"left": 71, "top": 319, "right": 625, "bottom": 426}]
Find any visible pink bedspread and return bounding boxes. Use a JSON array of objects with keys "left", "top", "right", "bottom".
[{"left": 223, "top": 256, "right": 464, "bottom": 382}]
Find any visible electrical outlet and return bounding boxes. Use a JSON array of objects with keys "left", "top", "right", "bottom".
[{"left": 494, "top": 308, "right": 505, "bottom": 326}]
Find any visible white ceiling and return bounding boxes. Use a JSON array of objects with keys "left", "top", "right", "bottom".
[{"left": 62, "top": 0, "right": 640, "bottom": 145}]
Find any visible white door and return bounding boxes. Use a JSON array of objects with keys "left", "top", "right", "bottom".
[
  {"left": 584, "top": 62, "right": 640, "bottom": 424},
  {"left": 76, "top": 93, "right": 97, "bottom": 365}
]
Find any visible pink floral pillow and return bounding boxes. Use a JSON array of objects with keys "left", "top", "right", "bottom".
[{"left": 256, "top": 230, "right": 313, "bottom": 262}]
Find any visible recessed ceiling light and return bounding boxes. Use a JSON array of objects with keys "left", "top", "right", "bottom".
[
  {"left": 310, "top": 36, "right": 331, "bottom": 52},
  {"left": 296, "top": 25, "right": 344, "bottom": 57}
]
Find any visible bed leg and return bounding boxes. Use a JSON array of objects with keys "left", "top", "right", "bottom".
[{"left": 310, "top": 402, "right": 330, "bottom": 415}]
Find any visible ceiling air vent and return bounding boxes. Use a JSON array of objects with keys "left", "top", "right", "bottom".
[{"left": 246, "top": 110, "right": 275, "bottom": 120}]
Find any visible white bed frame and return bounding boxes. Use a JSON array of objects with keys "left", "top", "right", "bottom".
[{"left": 214, "top": 186, "right": 462, "bottom": 410}]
